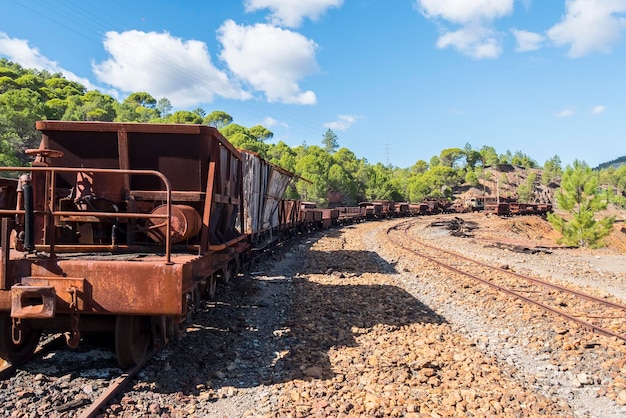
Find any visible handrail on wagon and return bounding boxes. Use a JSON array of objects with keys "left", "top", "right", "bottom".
[{"left": 0, "top": 166, "right": 174, "bottom": 263}]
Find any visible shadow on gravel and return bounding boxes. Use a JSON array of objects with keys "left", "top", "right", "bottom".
[
  {"left": 296, "top": 249, "right": 398, "bottom": 275},
  {"left": 272, "top": 279, "right": 448, "bottom": 383}
]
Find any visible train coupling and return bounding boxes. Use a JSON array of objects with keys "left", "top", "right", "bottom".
[{"left": 10, "top": 284, "right": 56, "bottom": 319}]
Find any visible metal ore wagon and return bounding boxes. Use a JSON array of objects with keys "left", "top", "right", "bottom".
[{"left": 0, "top": 121, "right": 249, "bottom": 368}]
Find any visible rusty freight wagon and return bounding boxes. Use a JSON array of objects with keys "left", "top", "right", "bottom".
[
  {"left": 277, "top": 199, "right": 301, "bottom": 238},
  {"left": 0, "top": 121, "right": 249, "bottom": 368}
]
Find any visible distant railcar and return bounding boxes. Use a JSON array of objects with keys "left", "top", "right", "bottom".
[
  {"left": 485, "top": 201, "right": 552, "bottom": 217},
  {"left": 394, "top": 202, "right": 409, "bottom": 217},
  {"left": 485, "top": 202, "right": 511, "bottom": 216},
  {"left": 277, "top": 199, "right": 301, "bottom": 238},
  {"left": 336, "top": 206, "right": 364, "bottom": 224},
  {"left": 300, "top": 202, "right": 323, "bottom": 230}
]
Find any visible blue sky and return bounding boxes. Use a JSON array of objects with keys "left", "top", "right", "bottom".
[{"left": 1, "top": 0, "right": 625, "bottom": 169}]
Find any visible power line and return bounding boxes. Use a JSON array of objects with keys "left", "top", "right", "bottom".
[{"left": 385, "top": 142, "right": 391, "bottom": 165}]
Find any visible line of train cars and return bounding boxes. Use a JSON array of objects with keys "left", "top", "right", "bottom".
[
  {"left": 297, "top": 198, "right": 449, "bottom": 230},
  {"left": 297, "top": 195, "right": 552, "bottom": 230},
  {"left": 0, "top": 121, "right": 551, "bottom": 369},
  {"left": 462, "top": 195, "right": 553, "bottom": 217}
]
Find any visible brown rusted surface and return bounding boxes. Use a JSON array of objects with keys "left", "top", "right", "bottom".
[
  {"left": 19, "top": 277, "right": 85, "bottom": 310},
  {"left": 278, "top": 199, "right": 301, "bottom": 231},
  {"left": 201, "top": 162, "right": 216, "bottom": 252},
  {"left": 1, "top": 218, "right": 9, "bottom": 291},
  {"left": 0, "top": 249, "right": 225, "bottom": 317},
  {"left": 147, "top": 205, "right": 202, "bottom": 244},
  {"left": 0, "top": 178, "right": 17, "bottom": 211},
  {"left": 10, "top": 284, "right": 56, "bottom": 318},
  {"left": 28, "top": 257, "right": 186, "bottom": 315},
  {"left": 0, "top": 245, "right": 245, "bottom": 317}
]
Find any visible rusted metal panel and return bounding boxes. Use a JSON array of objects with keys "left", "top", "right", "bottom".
[
  {"left": 1, "top": 246, "right": 247, "bottom": 317},
  {"left": 240, "top": 150, "right": 295, "bottom": 246},
  {"left": 278, "top": 199, "right": 301, "bottom": 230},
  {"left": 24, "top": 121, "right": 246, "bottom": 251},
  {"left": 1, "top": 218, "right": 9, "bottom": 290},
  {"left": 27, "top": 258, "right": 185, "bottom": 315},
  {"left": 35, "top": 121, "right": 240, "bottom": 194},
  {"left": 320, "top": 209, "right": 339, "bottom": 228},
  {"left": 0, "top": 178, "right": 17, "bottom": 210},
  {"left": 0, "top": 290, "right": 9, "bottom": 308},
  {"left": 201, "top": 162, "right": 216, "bottom": 251},
  {"left": 11, "top": 284, "right": 56, "bottom": 318}
]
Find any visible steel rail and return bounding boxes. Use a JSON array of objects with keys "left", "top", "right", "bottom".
[
  {"left": 387, "top": 219, "right": 626, "bottom": 343},
  {"left": 395, "top": 220, "right": 626, "bottom": 312},
  {"left": 77, "top": 345, "right": 160, "bottom": 418},
  {"left": 0, "top": 334, "right": 66, "bottom": 380}
]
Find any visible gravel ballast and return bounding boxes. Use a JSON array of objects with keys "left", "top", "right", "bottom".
[{"left": 1, "top": 213, "right": 625, "bottom": 417}]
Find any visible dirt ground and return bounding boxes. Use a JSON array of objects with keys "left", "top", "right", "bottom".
[
  {"left": 478, "top": 210, "right": 626, "bottom": 254},
  {"left": 444, "top": 210, "right": 626, "bottom": 280}
]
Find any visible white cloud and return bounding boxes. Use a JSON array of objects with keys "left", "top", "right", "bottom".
[
  {"left": 416, "top": 0, "right": 514, "bottom": 23},
  {"left": 244, "top": 0, "right": 343, "bottom": 28},
  {"left": 511, "top": 29, "right": 545, "bottom": 52},
  {"left": 437, "top": 25, "right": 502, "bottom": 59},
  {"left": 92, "top": 30, "right": 249, "bottom": 108},
  {"left": 323, "top": 114, "right": 361, "bottom": 131},
  {"left": 591, "top": 105, "right": 606, "bottom": 114},
  {"left": 262, "top": 116, "right": 288, "bottom": 128},
  {"left": 547, "top": 0, "right": 626, "bottom": 57},
  {"left": 218, "top": 20, "right": 319, "bottom": 105},
  {"left": 554, "top": 108, "right": 574, "bottom": 118},
  {"left": 0, "top": 32, "right": 105, "bottom": 92},
  {"left": 415, "top": 0, "right": 514, "bottom": 59}
]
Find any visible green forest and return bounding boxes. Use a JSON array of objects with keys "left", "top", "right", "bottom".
[{"left": 2, "top": 58, "right": 626, "bottom": 211}]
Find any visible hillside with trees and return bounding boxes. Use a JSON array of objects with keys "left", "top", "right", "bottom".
[
  {"left": 596, "top": 156, "right": 626, "bottom": 170},
  {"left": 1, "top": 59, "right": 626, "bottom": 222}
]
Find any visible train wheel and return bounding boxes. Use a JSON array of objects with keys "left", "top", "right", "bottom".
[
  {"left": 115, "top": 315, "right": 151, "bottom": 369},
  {"left": 220, "top": 266, "right": 232, "bottom": 283},
  {"left": 207, "top": 276, "right": 217, "bottom": 299},
  {"left": 228, "top": 257, "right": 241, "bottom": 278},
  {"left": 0, "top": 313, "right": 41, "bottom": 366}
]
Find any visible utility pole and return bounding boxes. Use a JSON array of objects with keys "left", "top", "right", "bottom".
[{"left": 496, "top": 176, "right": 500, "bottom": 203}]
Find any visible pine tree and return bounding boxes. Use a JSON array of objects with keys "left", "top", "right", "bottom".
[
  {"left": 547, "top": 160, "right": 614, "bottom": 248},
  {"left": 322, "top": 129, "right": 339, "bottom": 154}
]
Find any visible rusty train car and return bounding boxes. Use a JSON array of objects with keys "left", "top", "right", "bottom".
[
  {"left": 0, "top": 121, "right": 250, "bottom": 368},
  {"left": 484, "top": 201, "right": 553, "bottom": 217}
]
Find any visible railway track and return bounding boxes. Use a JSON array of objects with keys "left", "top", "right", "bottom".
[
  {"left": 0, "top": 335, "right": 161, "bottom": 417},
  {"left": 76, "top": 346, "right": 159, "bottom": 418},
  {"left": 0, "top": 334, "right": 66, "bottom": 379},
  {"left": 387, "top": 218, "right": 626, "bottom": 344}
]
